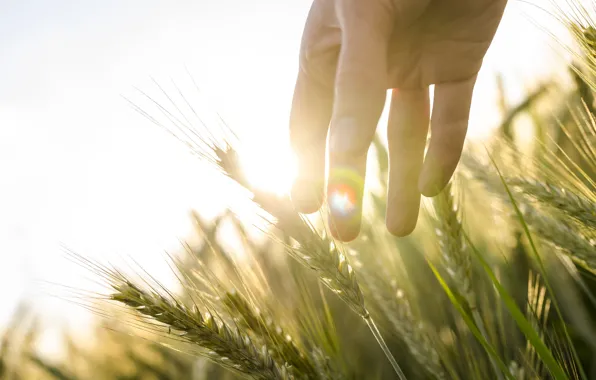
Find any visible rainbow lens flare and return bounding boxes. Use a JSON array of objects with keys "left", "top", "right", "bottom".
[
  {"left": 329, "top": 184, "right": 357, "bottom": 217},
  {"left": 327, "top": 167, "right": 364, "bottom": 219}
]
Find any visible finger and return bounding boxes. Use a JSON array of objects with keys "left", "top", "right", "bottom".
[
  {"left": 327, "top": 2, "right": 394, "bottom": 242},
  {"left": 290, "top": 1, "right": 340, "bottom": 214},
  {"left": 419, "top": 76, "right": 477, "bottom": 197},
  {"left": 386, "top": 87, "right": 430, "bottom": 237},
  {"left": 290, "top": 68, "right": 335, "bottom": 214}
]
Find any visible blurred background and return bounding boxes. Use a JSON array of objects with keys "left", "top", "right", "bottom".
[{"left": 0, "top": 0, "right": 591, "bottom": 378}]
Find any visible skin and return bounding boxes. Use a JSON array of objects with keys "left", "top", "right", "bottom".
[{"left": 289, "top": 0, "right": 508, "bottom": 242}]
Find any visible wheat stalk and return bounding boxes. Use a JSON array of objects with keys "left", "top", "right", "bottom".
[
  {"left": 129, "top": 82, "right": 412, "bottom": 378},
  {"left": 507, "top": 177, "right": 596, "bottom": 230},
  {"left": 213, "top": 145, "right": 407, "bottom": 379},
  {"left": 524, "top": 272, "right": 552, "bottom": 379},
  {"left": 350, "top": 248, "right": 446, "bottom": 379},
  {"left": 521, "top": 206, "right": 596, "bottom": 269},
  {"left": 464, "top": 156, "right": 596, "bottom": 270},
  {"left": 223, "top": 291, "right": 320, "bottom": 379},
  {"left": 110, "top": 279, "right": 290, "bottom": 380},
  {"left": 370, "top": 283, "right": 445, "bottom": 379},
  {"left": 212, "top": 145, "right": 368, "bottom": 317},
  {"left": 433, "top": 182, "right": 475, "bottom": 310},
  {"left": 433, "top": 182, "right": 508, "bottom": 379},
  {"left": 130, "top": 80, "right": 376, "bottom": 319}
]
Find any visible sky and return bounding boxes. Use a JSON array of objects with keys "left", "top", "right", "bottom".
[{"left": 0, "top": 0, "right": 579, "bottom": 330}]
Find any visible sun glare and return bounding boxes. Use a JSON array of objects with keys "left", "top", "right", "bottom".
[{"left": 239, "top": 143, "right": 297, "bottom": 196}]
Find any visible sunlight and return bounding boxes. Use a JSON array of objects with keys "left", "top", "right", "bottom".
[
  {"left": 0, "top": 0, "right": 577, "bottom": 354},
  {"left": 238, "top": 143, "right": 298, "bottom": 196}
]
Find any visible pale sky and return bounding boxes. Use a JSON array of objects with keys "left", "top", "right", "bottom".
[{"left": 0, "top": 0, "right": 576, "bottom": 329}]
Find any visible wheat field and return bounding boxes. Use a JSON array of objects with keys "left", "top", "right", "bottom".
[{"left": 2, "top": 2, "right": 596, "bottom": 380}]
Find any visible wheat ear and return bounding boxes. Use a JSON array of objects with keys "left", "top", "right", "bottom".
[
  {"left": 433, "top": 182, "right": 504, "bottom": 380},
  {"left": 110, "top": 280, "right": 290, "bottom": 380},
  {"left": 223, "top": 291, "right": 319, "bottom": 379},
  {"left": 508, "top": 178, "right": 596, "bottom": 229}
]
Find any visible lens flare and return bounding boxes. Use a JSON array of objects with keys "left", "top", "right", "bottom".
[
  {"left": 329, "top": 184, "right": 357, "bottom": 217},
  {"left": 327, "top": 167, "right": 364, "bottom": 219}
]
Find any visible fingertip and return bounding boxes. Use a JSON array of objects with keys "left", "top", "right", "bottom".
[
  {"left": 419, "top": 177, "right": 449, "bottom": 198},
  {"left": 329, "top": 221, "right": 361, "bottom": 242},
  {"left": 418, "top": 154, "right": 457, "bottom": 197},
  {"left": 291, "top": 180, "right": 324, "bottom": 214},
  {"left": 326, "top": 166, "right": 365, "bottom": 243},
  {"left": 417, "top": 128, "right": 465, "bottom": 198},
  {"left": 386, "top": 203, "right": 420, "bottom": 237},
  {"left": 386, "top": 220, "right": 417, "bottom": 237}
]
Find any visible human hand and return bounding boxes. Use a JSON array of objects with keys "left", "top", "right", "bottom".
[{"left": 289, "top": 0, "right": 507, "bottom": 241}]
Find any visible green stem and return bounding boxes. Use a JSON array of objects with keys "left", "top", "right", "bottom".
[
  {"left": 472, "top": 309, "right": 504, "bottom": 380},
  {"left": 364, "top": 313, "right": 407, "bottom": 380}
]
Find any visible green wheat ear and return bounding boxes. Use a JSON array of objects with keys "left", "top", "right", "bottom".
[
  {"left": 223, "top": 290, "right": 319, "bottom": 378},
  {"left": 111, "top": 279, "right": 290, "bottom": 380}
]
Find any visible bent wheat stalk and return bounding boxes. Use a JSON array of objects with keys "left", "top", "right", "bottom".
[
  {"left": 129, "top": 86, "right": 406, "bottom": 378},
  {"left": 213, "top": 145, "right": 406, "bottom": 380},
  {"left": 223, "top": 291, "right": 319, "bottom": 379},
  {"left": 110, "top": 279, "right": 290, "bottom": 380}
]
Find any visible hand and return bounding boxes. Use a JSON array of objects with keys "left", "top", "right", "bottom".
[{"left": 289, "top": 0, "right": 507, "bottom": 241}]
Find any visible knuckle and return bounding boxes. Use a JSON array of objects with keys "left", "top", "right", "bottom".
[{"left": 299, "top": 36, "right": 340, "bottom": 90}]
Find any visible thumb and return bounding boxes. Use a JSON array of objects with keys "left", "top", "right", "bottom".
[{"left": 327, "top": 2, "right": 394, "bottom": 241}]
